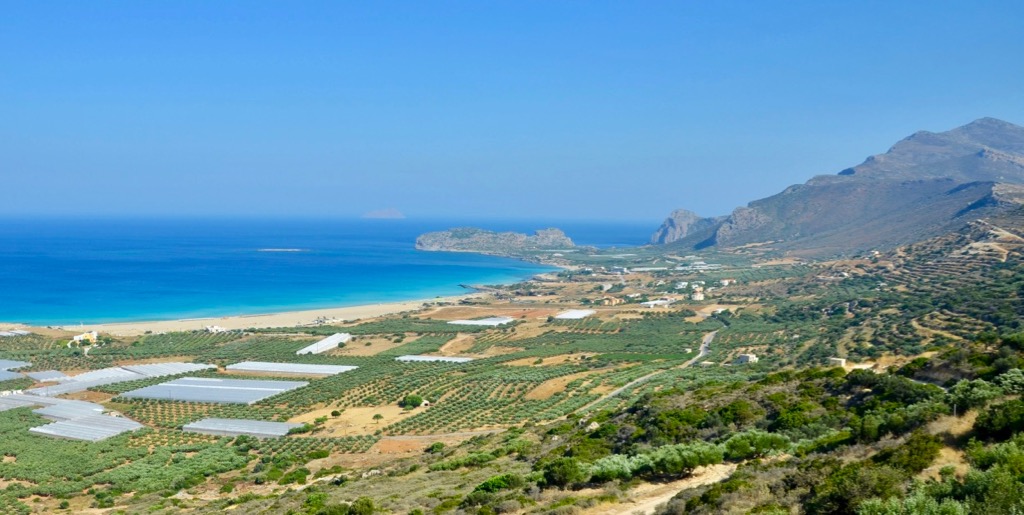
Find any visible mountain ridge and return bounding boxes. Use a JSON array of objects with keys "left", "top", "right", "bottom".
[{"left": 652, "top": 117, "right": 1024, "bottom": 256}]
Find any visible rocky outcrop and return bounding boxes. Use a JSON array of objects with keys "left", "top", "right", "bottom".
[
  {"left": 653, "top": 117, "right": 1024, "bottom": 257},
  {"left": 649, "top": 209, "right": 723, "bottom": 244},
  {"left": 416, "top": 228, "right": 575, "bottom": 255}
]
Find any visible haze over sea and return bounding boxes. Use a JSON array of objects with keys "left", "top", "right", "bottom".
[{"left": 0, "top": 218, "right": 651, "bottom": 325}]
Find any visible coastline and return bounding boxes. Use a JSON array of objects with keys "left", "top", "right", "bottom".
[{"left": 10, "top": 293, "right": 485, "bottom": 337}]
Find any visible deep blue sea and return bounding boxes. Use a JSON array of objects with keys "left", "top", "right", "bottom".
[{"left": 0, "top": 218, "right": 653, "bottom": 325}]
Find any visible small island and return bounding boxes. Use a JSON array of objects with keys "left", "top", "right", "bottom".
[{"left": 415, "top": 227, "right": 576, "bottom": 258}]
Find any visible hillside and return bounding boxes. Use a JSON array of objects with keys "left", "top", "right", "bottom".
[
  {"left": 653, "top": 118, "right": 1024, "bottom": 256},
  {"left": 4, "top": 209, "right": 1024, "bottom": 513}
]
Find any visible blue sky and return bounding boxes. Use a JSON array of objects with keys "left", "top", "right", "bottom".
[{"left": 2, "top": 1, "right": 1023, "bottom": 221}]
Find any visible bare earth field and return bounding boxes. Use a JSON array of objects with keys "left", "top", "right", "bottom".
[{"left": 419, "top": 305, "right": 560, "bottom": 321}]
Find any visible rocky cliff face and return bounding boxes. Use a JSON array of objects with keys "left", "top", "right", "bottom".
[
  {"left": 415, "top": 228, "right": 575, "bottom": 255},
  {"left": 649, "top": 209, "right": 723, "bottom": 244},
  {"left": 653, "top": 117, "right": 1024, "bottom": 256}
]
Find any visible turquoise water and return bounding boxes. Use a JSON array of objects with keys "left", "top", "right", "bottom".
[{"left": 0, "top": 218, "right": 652, "bottom": 325}]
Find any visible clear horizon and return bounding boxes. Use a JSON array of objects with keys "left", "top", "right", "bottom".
[{"left": 3, "top": 2, "right": 1023, "bottom": 220}]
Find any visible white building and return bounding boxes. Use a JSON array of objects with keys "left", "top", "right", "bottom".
[
  {"left": 735, "top": 354, "right": 759, "bottom": 364},
  {"left": 554, "top": 310, "right": 596, "bottom": 320},
  {"left": 205, "top": 325, "right": 227, "bottom": 334},
  {"left": 641, "top": 297, "right": 676, "bottom": 308},
  {"left": 72, "top": 331, "right": 98, "bottom": 343}
]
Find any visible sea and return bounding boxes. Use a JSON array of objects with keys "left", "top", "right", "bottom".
[{"left": 0, "top": 218, "right": 654, "bottom": 325}]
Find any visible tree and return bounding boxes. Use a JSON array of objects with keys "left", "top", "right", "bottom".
[
  {"left": 648, "top": 441, "right": 725, "bottom": 477},
  {"left": 996, "top": 368, "right": 1024, "bottom": 395},
  {"left": 724, "top": 430, "right": 791, "bottom": 460},
  {"left": 947, "top": 379, "right": 1002, "bottom": 414},
  {"left": 857, "top": 490, "right": 968, "bottom": 515},
  {"left": 541, "top": 457, "right": 590, "bottom": 488},
  {"left": 871, "top": 431, "right": 941, "bottom": 473},
  {"left": 974, "top": 399, "right": 1024, "bottom": 440},
  {"left": 807, "top": 463, "right": 906, "bottom": 515},
  {"left": 349, "top": 497, "right": 375, "bottom": 515},
  {"left": 400, "top": 394, "right": 424, "bottom": 409},
  {"left": 372, "top": 413, "right": 383, "bottom": 424}
]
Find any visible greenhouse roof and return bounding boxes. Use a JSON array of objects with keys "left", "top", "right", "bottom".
[
  {"left": 296, "top": 333, "right": 352, "bottom": 355},
  {"left": 25, "top": 370, "right": 71, "bottom": 382},
  {"left": 25, "top": 362, "right": 216, "bottom": 397},
  {"left": 0, "top": 359, "right": 30, "bottom": 370},
  {"left": 121, "top": 377, "right": 308, "bottom": 405},
  {"left": 226, "top": 361, "right": 358, "bottom": 376},
  {"left": 0, "top": 370, "right": 23, "bottom": 382},
  {"left": 183, "top": 417, "right": 302, "bottom": 438},
  {"left": 28, "top": 415, "right": 143, "bottom": 442}
]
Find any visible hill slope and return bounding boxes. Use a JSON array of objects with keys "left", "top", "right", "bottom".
[{"left": 653, "top": 117, "right": 1024, "bottom": 256}]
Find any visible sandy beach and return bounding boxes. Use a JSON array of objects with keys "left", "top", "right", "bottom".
[{"left": 9, "top": 293, "right": 485, "bottom": 337}]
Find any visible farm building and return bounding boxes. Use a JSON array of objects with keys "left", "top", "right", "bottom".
[
  {"left": 641, "top": 298, "right": 676, "bottom": 308},
  {"left": 395, "top": 355, "right": 473, "bottom": 363},
  {"left": 735, "top": 354, "right": 759, "bottom": 364},
  {"left": 448, "top": 316, "right": 514, "bottom": 327},
  {"left": 828, "top": 357, "right": 847, "bottom": 367},
  {"left": 226, "top": 361, "right": 358, "bottom": 377},
  {"left": 121, "top": 377, "right": 308, "bottom": 405},
  {"left": 72, "top": 331, "right": 98, "bottom": 343},
  {"left": 296, "top": 333, "right": 352, "bottom": 355},
  {"left": 183, "top": 418, "right": 302, "bottom": 438},
  {"left": 554, "top": 309, "right": 596, "bottom": 320},
  {"left": 0, "top": 330, "right": 30, "bottom": 337}
]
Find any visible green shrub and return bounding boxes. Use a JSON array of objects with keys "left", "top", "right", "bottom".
[{"left": 474, "top": 473, "right": 524, "bottom": 493}]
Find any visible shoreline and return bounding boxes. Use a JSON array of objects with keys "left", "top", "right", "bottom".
[
  {"left": 5, "top": 293, "right": 485, "bottom": 337},
  {"left": 0, "top": 248, "right": 573, "bottom": 338}
]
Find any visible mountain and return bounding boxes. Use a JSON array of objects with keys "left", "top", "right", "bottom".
[
  {"left": 415, "top": 227, "right": 575, "bottom": 256},
  {"left": 653, "top": 117, "right": 1024, "bottom": 256}
]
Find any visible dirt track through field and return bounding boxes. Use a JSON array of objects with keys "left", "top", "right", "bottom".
[
  {"left": 577, "top": 330, "right": 717, "bottom": 414},
  {"left": 581, "top": 462, "right": 737, "bottom": 515},
  {"left": 380, "top": 429, "right": 502, "bottom": 441}
]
